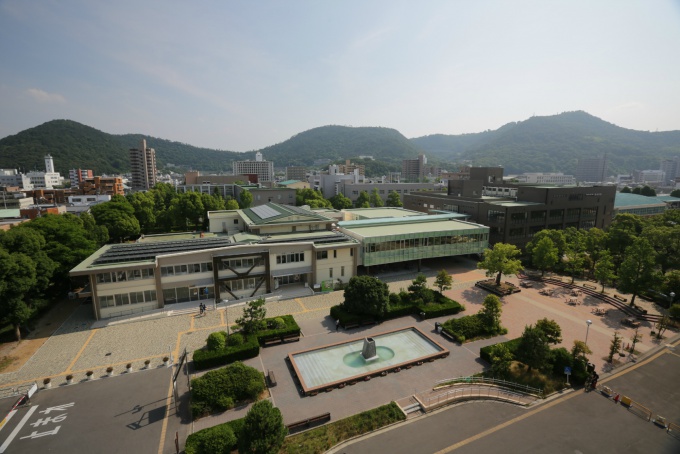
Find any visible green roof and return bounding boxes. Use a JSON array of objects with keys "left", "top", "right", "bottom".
[
  {"left": 614, "top": 193, "right": 666, "bottom": 208},
  {"left": 339, "top": 216, "right": 487, "bottom": 239},
  {"left": 241, "top": 203, "right": 332, "bottom": 225},
  {"left": 342, "top": 207, "right": 424, "bottom": 219}
]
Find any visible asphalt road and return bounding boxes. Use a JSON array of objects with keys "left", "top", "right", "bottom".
[
  {"left": 337, "top": 342, "right": 680, "bottom": 454},
  {"left": 0, "top": 366, "right": 174, "bottom": 454}
]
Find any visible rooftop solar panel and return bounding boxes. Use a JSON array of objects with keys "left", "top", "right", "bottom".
[
  {"left": 251, "top": 205, "right": 280, "bottom": 220},
  {"left": 93, "top": 237, "right": 233, "bottom": 266}
]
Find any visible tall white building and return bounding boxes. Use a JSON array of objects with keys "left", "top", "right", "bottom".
[
  {"left": 129, "top": 139, "right": 157, "bottom": 191},
  {"left": 25, "top": 154, "right": 63, "bottom": 189},
  {"left": 233, "top": 153, "right": 274, "bottom": 182}
]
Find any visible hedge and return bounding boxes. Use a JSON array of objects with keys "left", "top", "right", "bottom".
[
  {"left": 330, "top": 305, "right": 373, "bottom": 326},
  {"left": 417, "top": 299, "right": 465, "bottom": 319},
  {"left": 191, "top": 362, "right": 265, "bottom": 418},
  {"left": 332, "top": 296, "right": 465, "bottom": 325},
  {"left": 480, "top": 337, "right": 522, "bottom": 363},
  {"left": 193, "top": 336, "right": 260, "bottom": 371},
  {"left": 256, "top": 315, "right": 301, "bottom": 344},
  {"left": 185, "top": 418, "right": 245, "bottom": 454}
]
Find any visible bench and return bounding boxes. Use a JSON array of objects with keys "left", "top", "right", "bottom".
[
  {"left": 440, "top": 329, "right": 456, "bottom": 342},
  {"left": 263, "top": 337, "right": 283, "bottom": 346},
  {"left": 614, "top": 294, "right": 628, "bottom": 302},
  {"left": 583, "top": 283, "right": 597, "bottom": 290},
  {"left": 268, "top": 370, "right": 276, "bottom": 387},
  {"left": 282, "top": 334, "right": 300, "bottom": 342},
  {"left": 344, "top": 323, "right": 359, "bottom": 329},
  {"left": 286, "top": 412, "right": 331, "bottom": 434}
]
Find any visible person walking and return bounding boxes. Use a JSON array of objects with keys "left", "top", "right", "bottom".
[{"left": 335, "top": 319, "right": 340, "bottom": 331}]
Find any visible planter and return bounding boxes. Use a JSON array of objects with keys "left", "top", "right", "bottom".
[
  {"left": 86, "top": 371, "right": 94, "bottom": 380},
  {"left": 125, "top": 363, "right": 132, "bottom": 373},
  {"left": 43, "top": 378, "right": 52, "bottom": 389},
  {"left": 144, "top": 360, "right": 151, "bottom": 369},
  {"left": 66, "top": 375, "right": 74, "bottom": 385},
  {"left": 163, "top": 357, "right": 170, "bottom": 366},
  {"left": 106, "top": 367, "right": 114, "bottom": 377}
]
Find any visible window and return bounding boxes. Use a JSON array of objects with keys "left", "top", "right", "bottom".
[
  {"left": 317, "top": 251, "right": 328, "bottom": 260},
  {"left": 350, "top": 248, "right": 354, "bottom": 257},
  {"left": 234, "top": 219, "right": 238, "bottom": 224},
  {"left": 341, "top": 266, "right": 345, "bottom": 277},
  {"left": 333, "top": 250, "right": 337, "bottom": 258},
  {"left": 329, "top": 268, "right": 333, "bottom": 278},
  {"left": 100, "top": 295, "right": 114, "bottom": 308}
]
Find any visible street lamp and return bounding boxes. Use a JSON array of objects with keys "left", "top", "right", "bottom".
[
  {"left": 585, "top": 320, "right": 593, "bottom": 348},
  {"left": 222, "top": 299, "right": 229, "bottom": 336},
  {"left": 670, "top": 292, "right": 676, "bottom": 307}
]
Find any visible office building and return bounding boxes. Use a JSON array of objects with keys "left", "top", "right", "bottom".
[
  {"left": 129, "top": 139, "right": 157, "bottom": 191},
  {"left": 233, "top": 152, "right": 274, "bottom": 182},
  {"left": 576, "top": 156, "right": 608, "bottom": 183},
  {"left": 285, "top": 166, "right": 307, "bottom": 181}
]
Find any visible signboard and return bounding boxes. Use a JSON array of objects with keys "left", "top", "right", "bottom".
[{"left": 564, "top": 366, "right": 572, "bottom": 375}]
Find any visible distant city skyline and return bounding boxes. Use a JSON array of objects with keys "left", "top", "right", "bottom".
[{"left": 1, "top": 1, "right": 679, "bottom": 152}]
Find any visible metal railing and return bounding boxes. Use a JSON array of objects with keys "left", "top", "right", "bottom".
[
  {"left": 0, "top": 382, "right": 37, "bottom": 401},
  {"left": 435, "top": 376, "right": 542, "bottom": 396},
  {"left": 424, "top": 386, "right": 531, "bottom": 406}
]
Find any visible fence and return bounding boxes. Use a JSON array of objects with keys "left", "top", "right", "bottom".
[
  {"left": 626, "top": 398, "right": 653, "bottom": 422},
  {"left": 424, "top": 386, "right": 531, "bottom": 409},
  {"left": 0, "top": 383, "right": 36, "bottom": 401},
  {"left": 435, "top": 376, "right": 542, "bottom": 396},
  {"left": 667, "top": 422, "right": 680, "bottom": 440}
]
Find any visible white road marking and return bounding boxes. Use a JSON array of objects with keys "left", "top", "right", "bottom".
[{"left": 0, "top": 405, "right": 38, "bottom": 453}]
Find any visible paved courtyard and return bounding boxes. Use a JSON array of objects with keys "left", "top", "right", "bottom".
[{"left": 1, "top": 256, "right": 674, "bottom": 453}]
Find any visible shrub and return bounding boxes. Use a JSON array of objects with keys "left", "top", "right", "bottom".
[
  {"left": 238, "top": 400, "right": 287, "bottom": 454},
  {"left": 193, "top": 336, "right": 260, "bottom": 371},
  {"left": 185, "top": 420, "right": 242, "bottom": 454},
  {"left": 442, "top": 314, "right": 485, "bottom": 342},
  {"left": 272, "top": 317, "right": 286, "bottom": 329},
  {"left": 226, "top": 332, "right": 244, "bottom": 346},
  {"left": 330, "top": 304, "right": 371, "bottom": 326},
  {"left": 207, "top": 331, "right": 227, "bottom": 351},
  {"left": 547, "top": 347, "right": 573, "bottom": 376},
  {"left": 418, "top": 297, "right": 465, "bottom": 319},
  {"left": 256, "top": 315, "right": 301, "bottom": 342},
  {"left": 389, "top": 293, "right": 402, "bottom": 306},
  {"left": 191, "top": 362, "right": 265, "bottom": 418},
  {"left": 480, "top": 338, "right": 522, "bottom": 363}
]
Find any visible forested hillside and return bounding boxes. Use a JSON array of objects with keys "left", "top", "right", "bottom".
[{"left": 411, "top": 111, "right": 680, "bottom": 175}]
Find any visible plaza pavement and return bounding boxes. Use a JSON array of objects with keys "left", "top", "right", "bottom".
[{"left": 0, "top": 257, "right": 674, "bottom": 448}]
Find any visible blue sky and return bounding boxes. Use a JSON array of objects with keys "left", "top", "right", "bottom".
[{"left": 1, "top": 0, "right": 679, "bottom": 151}]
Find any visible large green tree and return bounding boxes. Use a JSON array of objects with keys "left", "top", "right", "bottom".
[
  {"left": 516, "top": 325, "right": 550, "bottom": 372},
  {"left": 239, "top": 190, "right": 253, "bottom": 209},
  {"left": 295, "top": 188, "right": 332, "bottom": 208},
  {"left": 369, "top": 188, "right": 384, "bottom": 207},
  {"left": 594, "top": 251, "right": 616, "bottom": 293},
  {"left": 525, "top": 229, "right": 567, "bottom": 258},
  {"left": 531, "top": 236, "right": 559, "bottom": 276},
  {"left": 534, "top": 318, "right": 562, "bottom": 344},
  {"left": 329, "top": 193, "right": 353, "bottom": 210},
  {"left": 235, "top": 298, "right": 267, "bottom": 334},
  {"left": 386, "top": 190, "right": 403, "bottom": 207},
  {"left": 90, "top": 195, "right": 141, "bottom": 242},
  {"left": 618, "top": 237, "right": 658, "bottom": 306},
  {"left": 477, "top": 243, "right": 523, "bottom": 286},
  {"left": 126, "top": 191, "right": 157, "bottom": 233},
  {"left": 434, "top": 269, "right": 453, "bottom": 293},
  {"left": 0, "top": 249, "right": 37, "bottom": 340},
  {"left": 177, "top": 191, "right": 205, "bottom": 229},
  {"left": 343, "top": 275, "right": 389, "bottom": 317},
  {"left": 355, "top": 190, "right": 370, "bottom": 208},
  {"left": 237, "top": 400, "right": 287, "bottom": 454},
  {"left": 479, "top": 294, "right": 503, "bottom": 333}
]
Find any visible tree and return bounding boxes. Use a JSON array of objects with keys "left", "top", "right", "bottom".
[
  {"left": 607, "top": 331, "right": 622, "bottom": 363},
  {"left": 488, "top": 343, "right": 513, "bottom": 378},
  {"left": 640, "top": 185, "right": 656, "bottom": 197},
  {"left": 525, "top": 229, "right": 567, "bottom": 258},
  {"left": 239, "top": 190, "right": 253, "bottom": 209},
  {"left": 531, "top": 236, "right": 559, "bottom": 277},
  {"left": 225, "top": 198, "right": 240, "bottom": 210},
  {"left": 670, "top": 189, "right": 680, "bottom": 198},
  {"left": 80, "top": 212, "right": 109, "bottom": 245},
  {"left": 0, "top": 249, "right": 37, "bottom": 340},
  {"left": 563, "top": 247, "right": 587, "bottom": 284},
  {"left": 355, "top": 190, "right": 370, "bottom": 208},
  {"left": 620, "top": 186, "right": 632, "bottom": 193},
  {"left": 571, "top": 340, "right": 592, "bottom": 359},
  {"left": 177, "top": 191, "right": 205, "bottom": 229},
  {"left": 90, "top": 196, "right": 141, "bottom": 242},
  {"left": 632, "top": 187, "right": 641, "bottom": 194},
  {"left": 343, "top": 275, "right": 389, "bottom": 318},
  {"left": 126, "top": 191, "right": 156, "bottom": 233},
  {"left": 669, "top": 304, "right": 680, "bottom": 321},
  {"left": 477, "top": 243, "right": 523, "bottom": 286},
  {"left": 655, "top": 315, "right": 670, "bottom": 339},
  {"left": 479, "top": 294, "right": 503, "bottom": 333},
  {"left": 516, "top": 325, "right": 550, "bottom": 371},
  {"left": 329, "top": 193, "right": 353, "bottom": 210},
  {"left": 408, "top": 273, "right": 431, "bottom": 303},
  {"left": 642, "top": 226, "right": 680, "bottom": 273},
  {"left": 534, "top": 318, "right": 562, "bottom": 344},
  {"left": 434, "top": 269, "right": 453, "bottom": 293},
  {"left": 618, "top": 238, "right": 658, "bottom": 306},
  {"left": 238, "top": 400, "right": 287, "bottom": 454},
  {"left": 594, "top": 251, "right": 616, "bottom": 293},
  {"left": 295, "top": 189, "right": 332, "bottom": 208},
  {"left": 629, "top": 328, "right": 642, "bottom": 353},
  {"left": 235, "top": 298, "right": 267, "bottom": 334},
  {"left": 369, "top": 188, "right": 384, "bottom": 207},
  {"left": 386, "top": 190, "right": 403, "bottom": 207}
]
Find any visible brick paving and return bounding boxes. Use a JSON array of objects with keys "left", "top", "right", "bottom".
[{"left": 1, "top": 257, "right": 673, "bottom": 435}]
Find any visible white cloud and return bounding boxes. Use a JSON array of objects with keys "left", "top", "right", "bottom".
[{"left": 26, "top": 88, "right": 66, "bottom": 103}]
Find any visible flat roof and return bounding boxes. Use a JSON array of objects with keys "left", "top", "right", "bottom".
[
  {"left": 614, "top": 193, "right": 667, "bottom": 208},
  {"left": 339, "top": 217, "right": 488, "bottom": 239},
  {"left": 486, "top": 200, "right": 543, "bottom": 207},
  {"left": 342, "top": 207, "right": 425, "bottom": 219}
]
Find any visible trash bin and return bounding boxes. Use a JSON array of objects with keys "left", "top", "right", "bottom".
[{"left": 420, "top": 312, "right": 426, "bottom": 321}]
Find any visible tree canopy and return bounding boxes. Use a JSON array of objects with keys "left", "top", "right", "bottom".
[
  {"left": 477, "top": 243, "right": 523, "bottom": 285},
  {"left": 343, "top": 276, "right": 389, "bottom": 317}
]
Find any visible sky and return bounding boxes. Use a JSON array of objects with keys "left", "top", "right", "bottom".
[{"left": 1, "top": 1, "right": 680, "bottom": 152}]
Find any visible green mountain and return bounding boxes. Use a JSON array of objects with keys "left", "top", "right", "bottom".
[
  {"left": 411, "top": 111, "right": 680, "bottom": 175},
  {"left": 0, "top": 120, "right": 241, "bottom": 175}
]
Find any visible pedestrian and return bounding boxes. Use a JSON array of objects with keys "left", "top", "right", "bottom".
[
  {"left": 335, "top": 319, "right": 340, "bottom": 331},
  {"left": 614, "top": 394, "right": 620, "bottom": 404}
]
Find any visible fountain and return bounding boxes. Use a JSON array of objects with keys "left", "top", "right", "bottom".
[{"left": 288, "top": 326, "right": 449, "bottom": 396}]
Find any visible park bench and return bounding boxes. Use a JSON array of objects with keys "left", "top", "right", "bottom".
[
  {"left": 286, "top": 412, "right": 331, "bottom": 434},
  {"left": 343, "top": 322, "right": 359, "bottom": 329},
  {"left": 282, "top": 333, "right": 300, "bottom": 342},
  {"left": 583, "top": 283, "right": 597, "bottom": 290},
  {"left": 268, "top": 370, "right": 276, "bottom": 387},
  {"left": 262, "top": 337, "right": 283, "bottom": 346},
  {"left": 440, "top": 329, "right": 455, "bottom": 342},
  {"left": 614, "top": 294, "right": 628, "bottom": 302}
]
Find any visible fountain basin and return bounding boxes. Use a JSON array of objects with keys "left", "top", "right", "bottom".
[{"left": 288, "top": 326, "right": 448, "bottom": 396}]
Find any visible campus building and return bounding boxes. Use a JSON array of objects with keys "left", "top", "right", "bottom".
[
  {"left": 70, "top": 203, "right": 488, "bottom": 320},
  {"left": 403, "top": 167, "right": 616, "bottom": 248}
]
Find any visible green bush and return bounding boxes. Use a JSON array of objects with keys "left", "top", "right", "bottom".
[
  {"left": 385, "top": 304, "right": 417, "bottom": 319},
  {"left": 273, "top": 317, "right": 286, "bottom": 329},
  {"left": 185, "top": 419, "right": 243, "bottom": 454},
  {"left": 206, "top": 331, "right": 227, "bottom": 351},
  {"left": 226, "top": 332, "right": 244, "bottom": 346},
  {"left": 192, "top": 336, "right": 260, "bottom": 370},
  {"left": 330, "top": 305, "right": 372, "bottom": 326},
  {"left": 442, "top": 314, "right": 485, "bottom": 342},
  {"left": 191, "top": 362, "right": 265, "bottom": 418},
  {"left": 389, "top": 293, "right": 402, "bottom": 306},
  {"left": 257, "top": 315, "right": 301, "bottom": 342},
  {"left": 548, "top": 347, "right": 573, "bottom": 376},
  {"left": 418, "top": 298, "right": 465, "bottom": 319},
  {"left": 480, "top": 338, "right": 522, "bottom": 363}
]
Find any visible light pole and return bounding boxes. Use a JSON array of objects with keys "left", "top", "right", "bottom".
[
  {"left": 222, "top": 299, "right": 229, "bottom": 337},
  {"left": 670, "top": 292, "right": 675, "bottom": 307},
  {"left": 585, "top": 320, "right": 593, "bottom": 348}
]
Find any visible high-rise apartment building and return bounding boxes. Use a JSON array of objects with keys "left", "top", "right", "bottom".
[
  {"left": 575, "top": 156, "right": 608, "bottom": 183},
  {"left": 69, "top": 169, "right": 94, "bottom": 188},
  {"left": 402, "top": 153, "right": 427, "bottom": 181},
  {"left": 285, "top": 166, "right": 307, "bottom": 181},
  {"left": 129, "top": 139, "right": 157, "bottom": 191},
  {"left": 660, "top": 157, "right": 679, "bottom": 185},
  {"left": 233, "top": 152, "right": 274, "bottom": 182}
]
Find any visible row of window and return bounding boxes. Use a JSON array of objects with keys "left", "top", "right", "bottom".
[
  {"left": 100, "top": 290, "right": 157, "bottom": 308},
  {"left": 96, "top": 268, "right": 154, "bottom": 284},
  {"left": 364, "top": 234, "right": 486, "bottom": 253},
  {"left": 221, "top": 278, "right": 259, "bottom": 292},
  {"left": 163, "top": 286, "right": 214, "bottom": 305},
  {"left": 276, "top": 253, "right": 305, "bottom": 264},
  {"left": 217, "top": 257, "right": 264, "bottom": 270},
  {"left": 160, "top": 262, "right": 213, "bottom": 277},
  {"left": 327, "top": 266, "right": 345, "bottom": 278},
  {"left": 315, "top": 249, "right": 341, "bottom": 260}
]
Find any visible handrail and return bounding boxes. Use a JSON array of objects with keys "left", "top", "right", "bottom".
[
  {"left": 435, "top": 376, "right": 542, "bottom": 395},
  {"left": 424, "top": 385, "right": 529, "bottom": 405}
]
